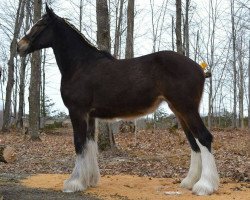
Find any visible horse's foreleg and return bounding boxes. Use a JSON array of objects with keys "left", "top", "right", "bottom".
[
  {"left": 63, "top": 112, "right": 100, "bottom": 192},
  {"left": 87, "top": 117, "right": 100, "bottom": 187}
]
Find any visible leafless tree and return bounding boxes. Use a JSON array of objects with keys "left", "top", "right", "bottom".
[
  {"left": 29, "top": 0, "right": 42, "bottom": 140},
  {"left": 248, "top": 39, "right": 250, "bottom": 129},
  {"left": 194, "top": 30, "right": 199, "bottom": 62},
  {"left": 171, "top": 15, "right": 175, "bottom": 51},
  {"left": 176, "top": 0, "right": 183, "bottom": 54},
  {"left": 79, "top": 0, "right": 83, "bottom": 32},
  {"left": 2, "top": 0, "right": 25, "bottom": 132},
  {"left": 150, "top": 0, "right": 168, "bottom": 52},
  {"left": 205, "top": 0, "right": 220, "bottom": 129},
  {"left": 184, "top": 0, "right": 190, "bottom": 57},
  {"left": 114, "top": 0, "right": 125, "bottom": 58},
  {"left": 237, "top": 35, "right": 244, "bottom": 128},
  {"left": 96, "top": 0, "right": 115, "bottom": 150},
  {"left": 231, "top": 0, "right": 237, "bottom": 128},
  {"left": 40, "top": 49, "right": 47, "bottom": 123},
  {"left": 17, "top": 0, "right": 31, "bottom": 129},
  {"left": 125, "top": 0, "right": 134, "bottom": 59},
  {"left": 96, "top": 0, "right": 111, "bottom": 52}
]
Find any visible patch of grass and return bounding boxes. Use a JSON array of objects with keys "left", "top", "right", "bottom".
[{"left": 43, "top": 121, "right": 63, "bottom": 130}]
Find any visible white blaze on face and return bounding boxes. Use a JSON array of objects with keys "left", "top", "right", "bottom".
[
  {"left": 26, "top": 18, "right": 43, "bottom": 35},
  {"left": 26, "top": 26, "right": 32, "bottom": 35},
  {"left": 17, "top": 38, "right": 30, "bottom": 55}
]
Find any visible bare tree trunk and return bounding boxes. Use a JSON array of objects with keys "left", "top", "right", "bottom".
[
  {"left": 40, "top": 49, "right": 46, "bottom": 129},
  {"left": 157, "top": 0, "right": 168, "bottom": 51},
  {"left": 208, "top": 77, "right": 213, "bottom": 129},
  {"left": 41, "top": 49, "right": 46, "bottom": 119},
  {"left": 194, "top": 30, "right": 199, "bottom": 62},
  {"left": 175, "top": 0, "right": 183, "bottom": 54},
  {"left": 248, "top": 39, "right": 250, "bottom": 129},
  {"left": 29, "top": 0, "right": 42, "bottom": 140},
  {"left": 17, "top": 0, "right": 31, "bottom": 129},
  {"left": 125, "top": 0, "right": 134, "bottom": 59},
  {"left": 171, "top": 15, "right": 175, "bottom": 51},
  {"left": 207, "top": 0, "right": 218, "bottom": 130},
  {"left": 150, "top": 0, "right": 168, "bottom": 53},
  {"left": 238, "top": 36, "right": 244, "bottom": 128},
  {"left": 114, "top": 0, "right": 124, "bottom": 58},
  {"left": 96, "top": 0, "right": 111, "bottom": 52},
  {"left": 231, "top": 0, "right": 237, "bottom": 128},
  {"left": 16, "top": 57, "right": 27, "bottom": 129},
  {"left": 96, "top": 0, "right": 115, "bottom": 150},
  {"left": 125, "top": 0, "right": 137, "bottom": 136},
  {"left": 13, "top": 58, "right": 18, "bottom": 123},
  {"left": 2, "top": 0, "right": 25, "bottom": 132},
  {"left": 0, "top": 70, "right": 4, "bottom": 110},
  {"left": 208, "top": 24, "right": 215, "bottom": 129},
  {"left": 184, "top": 0, "right": 190, "bottom": 57},
  {"left": 79, "top": 0, "right": 83, "bottom": 32}
]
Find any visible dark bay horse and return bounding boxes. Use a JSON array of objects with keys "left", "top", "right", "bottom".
[{"left": 17, "top": 5, "right": 219, "bottom": 195}]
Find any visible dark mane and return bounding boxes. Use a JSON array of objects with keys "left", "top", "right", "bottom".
[{"left": 63, "top": 18, "right": 115, "bottom": 60}]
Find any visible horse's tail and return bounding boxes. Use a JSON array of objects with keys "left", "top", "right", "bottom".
[{"left": 205, "top": 72, "right": 212, "bottom": 78}]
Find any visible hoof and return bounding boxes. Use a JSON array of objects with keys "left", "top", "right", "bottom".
[
  {"left": 63, "top": 178, "right": 86, "bottom": 193},
  {"left": 192, "top": 179, "right": 217, "bottom": 195},
  {"left": 89, "top": 174, "right": 100, "bottom": 187},
  {"left": 180, "top": 176, "right": 199, "bottom": 190}
]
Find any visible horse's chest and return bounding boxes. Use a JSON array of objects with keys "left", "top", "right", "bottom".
[{"left": 60, "top": 79, "right": 92, "bottom": 107}]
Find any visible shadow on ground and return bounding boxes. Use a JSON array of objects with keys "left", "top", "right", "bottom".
[
  {"left": 1, "top": 184, "right": 100, "bottom": 200},
  {"left": 0, "top": 174, "right": 100, "bottom": 200}
]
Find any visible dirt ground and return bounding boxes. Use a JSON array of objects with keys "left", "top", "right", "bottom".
[
  {"left": 21, "top": 174, "right": 250, "bottom": 200},
  {"left": 0, "top": 173, "right": 100, "bottom": 200},
  {"left": 0, "top": 128, "right": 249, "bottom": 200}
]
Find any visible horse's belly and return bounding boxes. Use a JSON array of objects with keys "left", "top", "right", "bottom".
[{"left": 90, "top": 96, "right": 165, "bottom": 120}]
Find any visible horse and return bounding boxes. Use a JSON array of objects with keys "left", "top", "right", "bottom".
[{"left": 17, "top": 5, "right": 219, "bottom": 195}]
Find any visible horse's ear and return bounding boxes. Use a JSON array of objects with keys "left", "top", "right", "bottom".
[{"left": 45, "top": 3, "right": 55, "bottom": 18}]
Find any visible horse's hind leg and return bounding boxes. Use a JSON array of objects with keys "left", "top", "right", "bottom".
[
  {"left": 181, "top": 111, "right": 219, "bottom": 195},
  {"left": 63, "top": 110, "right": 100, "bottom": 192},
  {"left": 169, "top": 108, "right": 202, "bottom": 190},
  {"left": 179, "top": 123, "right": 202, "bottom": 189}
]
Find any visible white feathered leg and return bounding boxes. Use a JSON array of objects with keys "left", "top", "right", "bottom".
[
  {"left": 180, "top": 150, "right": 202, "bottom": 189},
  {"left": 63, "top": 140, "right": 100, "bottom": 192},
  {"left": 192, "top": 139, "right": 219, "bottom": 195}
]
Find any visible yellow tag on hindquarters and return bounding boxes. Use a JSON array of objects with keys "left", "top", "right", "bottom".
[{"left": 200, "top": 61, "right": 208, "bottom": 70}]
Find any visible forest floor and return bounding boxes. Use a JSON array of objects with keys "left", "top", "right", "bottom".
[{"left": 0, "top": 128, "right": 249, "bottom": 200}]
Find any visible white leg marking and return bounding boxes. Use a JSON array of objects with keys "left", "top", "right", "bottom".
[
  {"left": 180, "top": 150, "right": 202, "bottom": 189},
  {"left": 63, "top": 140, "right": 100, "bottom": 192},
  {"left": 192, "top": 139, "right": 219, "bottom": 195}
]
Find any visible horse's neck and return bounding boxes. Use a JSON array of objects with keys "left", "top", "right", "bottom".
[{"left": 52, "top": 24, "right": 99, "bottom": 75}]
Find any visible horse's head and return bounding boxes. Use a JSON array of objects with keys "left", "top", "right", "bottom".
[{"left": 17, "top": 4, "right": 56, "bottom": 57}]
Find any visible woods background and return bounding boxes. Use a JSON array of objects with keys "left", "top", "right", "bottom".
[{"left": 0, "top": 0, "right": 249, "bottom": 140}]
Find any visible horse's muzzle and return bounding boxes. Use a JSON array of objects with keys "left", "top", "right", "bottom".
[{"left": 17, "top": 39, "right": 29, "bottom": 57}]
